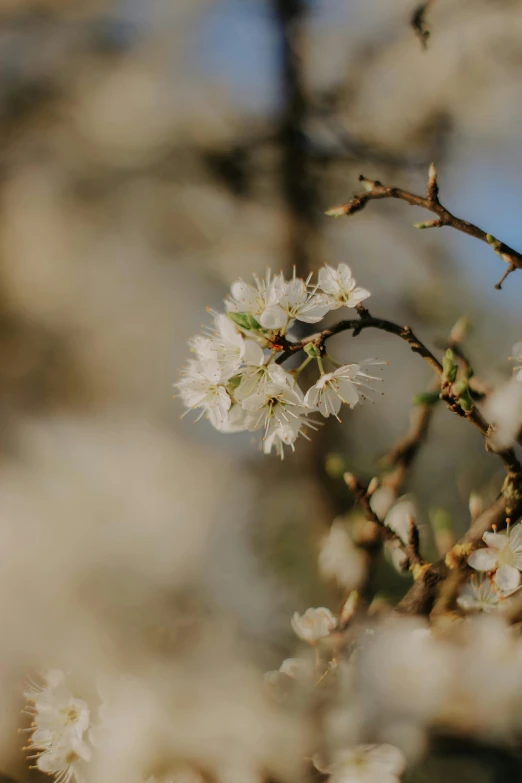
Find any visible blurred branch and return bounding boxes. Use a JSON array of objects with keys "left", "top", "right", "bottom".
[
  {"left": 272, "top": 0, "right": 319, "bottom": 277},
  {"left": 411, "top": 0, "right": 436, "bottom": 49},
  {"left": 382, "top": 387, "right": 438, "bottom": 492},
  {"left": 326, "top": 167, "right": 522, "bottom": 289}
]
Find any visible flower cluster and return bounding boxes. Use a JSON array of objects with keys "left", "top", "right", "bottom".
[
  {"left": 24, "top": 670, "right": 92, "bottom": 783},
  {"left": 176, "top": 264, "right": 383, "bottom": 457}
]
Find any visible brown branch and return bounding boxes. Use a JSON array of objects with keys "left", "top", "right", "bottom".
[
  {"left": 277, "top": 306, "right": 522, "bottom": 483},
  {"left": 276, "top": 307, "right": 442, "bottom": 374},
  {"left": 326, "top": 167, "right": 522, "bottom": 289},
  {"left": 343, "top": 472, "right": 407, "bottom": 551},
  {"left": 397, "top": 493, "right": 522, "bottom": 617},
  {"left": 411, "top": 0, "right": 436, "bottom": 49}
]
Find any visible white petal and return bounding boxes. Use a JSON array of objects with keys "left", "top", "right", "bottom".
[
  {"left": 259, "top": 305, "right": 287, "bottom": 329},
  {"left": 304, "top": 386, "right": 320, "bottom": 409},
  {"left": 346, "top": 286, "right": 371, "bottom": 306},
  {"left": 337, "top": 263, "right": 354, "bottom": 289},
  {"left": 243, "top": 340, "right": 265, "bottom": 365},
  {"left": 509, "top": 523, "right": 522, "bottom": 550},
  {"left": 365, "top": 744, "right": 406, "bottom": 776},
  {"left": 230, "top": 280, "right": 255, "bottom": 309},
  {"left": 335, "top": 378, "right": 360, "bottom": 408},
  {"left": 467, "top": 548, "right": 498, "bottom": 571},
  {"left": 483, "top": 531, "right": 508, "bottom": 550},
  {"left": 494, "top": 564, "right": 521, "bottom": 594},
  {"left": 318, "top": 265, "right": 341, "bottom": 295}
]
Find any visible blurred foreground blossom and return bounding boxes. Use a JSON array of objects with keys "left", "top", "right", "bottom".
[
  {"left": 318, "top": 521, "right": 366, "bottom": 589},
  {"left": 481, "top": 379, "right": 522, "bottom": 449},
  {"left": 291, "top": 607, "right": 337, "bottom": 644},
  {"left": 24, "top": 669, "right": 92, "bottom": 783},
  {"left": 511, "top": 342, "right": 522, "bottom": 381},
  {"left": 313, "top": 744, "right": 405, "bottom": 783},
  {"left": 457, "top": 576, "right": 500, "bottom": 613}
]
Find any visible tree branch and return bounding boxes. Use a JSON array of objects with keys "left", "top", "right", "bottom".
[
  {"left": 326, "top": 168, "right": 522, "bottom": 289},
  {"left": 411, "top": 0, "right": 436, "bottom": 49},
  {"left": 277, "top": 305, "right": 522, "bottom": 484}
]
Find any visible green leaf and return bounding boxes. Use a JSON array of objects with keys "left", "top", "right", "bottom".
[{"left": 227, "top": 312, "right": 261, "bottom": 331}]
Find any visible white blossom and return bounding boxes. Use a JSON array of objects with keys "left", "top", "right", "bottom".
[
  {"left": 291, "top": 607, "right": 336, "bottom": 643},
  {"left": 176, "top": 361, "right": 231, "bottom": 430},
  {"left": 273, "top": 274, "right": 332, "bottom": 325},
  {"left": 318, "top": 521, "right": 366, "bottom": 589},
  {"left": 304, "top": 361, "right": 384, "bottom": 419},
  {"left": 317, "top": 264, "right": 371, "bottom": 310},
  {"left": 511, "top": 341, "right": 522, "bottom": 381},
  {"left": 468, "top": 524, "right": 522, "bottom": 594},
  {"left": 210, "top": 314, "right": 248, "bottom": 380},
  {"left": 313, "top": 744, "right": 405, "bottom": 783},
  {"left": 241, "top": 380, "right": 313, "bottom": 457},
  {"left": 234, "top": 360, "right": 290, "bottom": 403},
  {"left": 226, "top": 271, "right": 286, "bottom": 330},
  {"left": 457, "top": 576, "right": 500, "bottom": 613},
  {"left": 383, "top": 497, "right": 418, "bottom": 545},
  {"left": 24, "top": 670, "right": 92, "bottom": 783},
  {"left": 481, "top": 379, "right": 522, "bottom": 450}
]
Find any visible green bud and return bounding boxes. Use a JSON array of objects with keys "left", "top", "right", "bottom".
[
  {"left": 452, "top": 379, "right": 468, "bottom": 397},
  {"left": 304, "top": 342, "right": 321, "bottom": 358},
  {"left": 227, "top": 312, "right": 261, "bottom": 331},
  {"left": 412, "top": 391, "right": 441, "bottom": 406},
  {"left": 442, "top": 349, "right": 457, "bottom": 382},
  {"left": 458, "top": 390, "right": 474, "bottom": 412},
  {"left": 413, "top": 220, "right": 439, "bottom": 229},
  {"left": 486, "top": 233, "right": 502, "bottom": 251}
]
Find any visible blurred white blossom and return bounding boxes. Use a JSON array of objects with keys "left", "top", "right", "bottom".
[
  {"left": 481, "top": 379, "right": 522, "bottom": 449},
  {"left": 457, "top": 576, "right": 500, "bottom": 613},
  {"left": 313, "top": 744, "right": 405, "bottom": 783},
  {"left": 511, "top": 342, "right": 522, "bottom": 381},
  {"left": 24, "top": 669, "right": 92, "bottom": 783},
  {"left": 318, "top": 521, "right": 366, "bottom": 589},
  {"left": 291, "top": 607, "right": 337, "bottom": 644}
]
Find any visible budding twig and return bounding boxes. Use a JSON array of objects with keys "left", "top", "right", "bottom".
[{"left": 326, "top": 168, "right": 522, "bottom": 289}]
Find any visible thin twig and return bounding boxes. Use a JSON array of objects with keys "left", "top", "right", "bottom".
[
  {"left": 326, "top": 167, "right": 522, "bottom": 289},
  {"left": 343, "top": 472, "right": 406, "bottom": 551},
  {"left": 276, "top": 306, "right": 522, "bottom": 482}
]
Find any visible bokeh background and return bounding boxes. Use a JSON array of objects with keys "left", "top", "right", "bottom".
[{"left": 0, "top": 1, "right": 522, "bottom": 781}]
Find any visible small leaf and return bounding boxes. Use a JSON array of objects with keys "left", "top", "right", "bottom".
[{"left": 227, "top": 312, "right": 261, "bottom": 331}]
